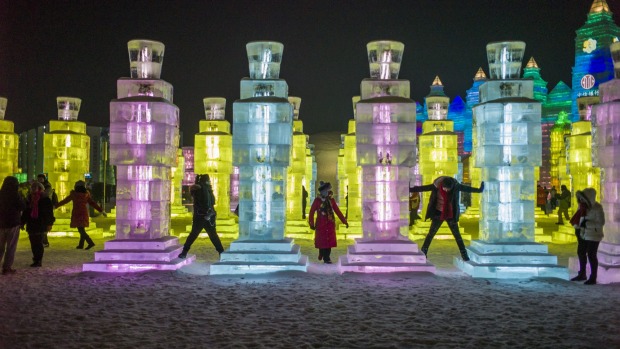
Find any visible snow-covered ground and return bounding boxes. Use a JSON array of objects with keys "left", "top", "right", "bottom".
[{"left": 1, "top": 217, "right": 619, "bottom": 349}]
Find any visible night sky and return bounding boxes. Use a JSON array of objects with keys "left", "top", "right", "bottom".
[{"left": 1, "top": 0, "right": 619, "bottom": 146}]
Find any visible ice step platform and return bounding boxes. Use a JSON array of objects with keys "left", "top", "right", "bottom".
[
  {"left": 210, "top": 238, "right": 308, "bottom": 275},
  {"left": 339, "top": 239, "right": 436, "bottom": 274},
  {"left": 83, "top": 236, "right": 193, "bottom": 272}
]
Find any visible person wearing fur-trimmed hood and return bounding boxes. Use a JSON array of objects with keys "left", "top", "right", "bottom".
[
  {"left": 570, "top": 188, "right": 604, "bottom": 285},
  {"left": 308, "top": 181, "right": 348, "bottom": 264},
  {"left": 409, "top": 176, "right": 484, "bottom": 261}
]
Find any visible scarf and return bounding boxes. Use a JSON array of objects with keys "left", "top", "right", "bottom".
[
  {"left": 30, "top": 191, "right": 41, "bottom": 219},
  {"left": 439, "top": 185, "right": 453, "bottom": 221},
  {"left": 570, "top": 202, "right": 588, "bottom": 227},
  {"left": 319, "top": 196, "right": 335, "bottom": 222}
]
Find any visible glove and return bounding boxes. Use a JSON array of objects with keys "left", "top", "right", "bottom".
[{"left": 479, "top": 181, "right": 485, "bottom": 192}]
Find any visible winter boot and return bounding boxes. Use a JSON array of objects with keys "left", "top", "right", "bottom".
[{"left": 571, "top": 273, "right": 587, "bottom": 281}]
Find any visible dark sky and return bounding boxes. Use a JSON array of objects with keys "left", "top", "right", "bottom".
[{"left": 1, "top": 0, "right": 619, "bottom": 146}]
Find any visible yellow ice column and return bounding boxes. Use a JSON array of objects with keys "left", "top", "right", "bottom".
[
  {"left": 286, "top": 97, "right": 307, "bottom": 219},
  {"left": 194, "top": 98, "right": 233, "bottom": 220},
  {"left": 549, "top": 111, "right": 572, "bottom": 190},
  {"left": 0, "top": 97, "right": 19, "bottom": 181},
  {"left": 43, "top": 97, "right": 90, "bottom": 215},
  {"left": 418, "top": 77, "right": 459, "bottom": 219},
  {"left": 304, "top": 137, "right": 316, "bottom": 210},
  {"left": 339, "top": 97, "right": 363, "bottom": 238},
  {"left": 170, "top": 148, "right": 189, "bottom": 217},
  {"left": 567, "top": 96, "right": 601, "bottom": 208}
]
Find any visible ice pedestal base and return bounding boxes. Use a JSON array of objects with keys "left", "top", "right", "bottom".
[
  {"left": 82, "top": 236, "right": 194, "bottom": 272},
  {"left": 209, "top": 238, "right": 308, "bottom": 275},
  {"left": 568, "top": 242, "right": 620, "bottom": 284},
  {"left": 460, "top": 207, "right": 480, "bottom": 219},
  {"left": 170, "top": 204, "right": 191, "bottom": 217},
  {"left": 552, "top": 224, "right": 577, "bottom": 244},
  {"left": 338, "top": 239, "right": 435, "bottom": 274},
  {"left": 338, "top": 221, "right": 363, "bottom": 240},
  {"left": 408, "top": 220, "right": 470, "bottom": 241},
  {"left": 457, "top": 240, "right": 568, "bottom": 279}
]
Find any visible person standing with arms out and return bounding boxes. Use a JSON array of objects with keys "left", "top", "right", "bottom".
[
  {"left": 555, "top": 185, "right": 571, "bottom": 225},
  {"left": 0, "top": 176, "right": 26, "bottom": 275},
  {"left": 37, "top": 174, "right": 57, "bottom": 247},
  {"left": 55, "top": 180, "right": 106, "bottom": 250},
  {"left": 570, "top": 188, "right": 605, "bottom": 285},
  {"left": 308, "top": 181, "right": 348, "bottom": 264},
  {"left": 409, "top": 176, "right": 484, "bottom": 261},
  {"left": 178, "top": 174, "right": 224, "bottom": 259},
  {"left": 21, "top": 182, "right": 55, "bottom": 267}
]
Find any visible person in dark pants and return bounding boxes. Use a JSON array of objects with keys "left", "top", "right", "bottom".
[
  {"left": 409, "top": 176, "right": 484, "bottom": 261},
  {"left": 178, "top": 174, "right": 224, "bottom": 259},
  {"left": 570, "top": 188, "right": 604, "bottom": 285},
  {"left": 555, "top": 185, "right": 571, "bottom": 224},
  {"left": 22, "top": 182, "right": 55, "bottom": 267}
]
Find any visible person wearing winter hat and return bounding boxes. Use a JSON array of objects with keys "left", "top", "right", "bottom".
[
  {"left": 570, "top": 188, "right": 604, "bottom": 285},
  {"left": 308, "top": 181, "right": 348, "bottom": 264},
  {"left": 409, "top": 176, "right": 484, "bottom": 261},
  {"left": 21, "top": 182, "right": 55, "bottom": 267},
  {"left": 55, "top": 180, "right": 106, "bottom": 250}
]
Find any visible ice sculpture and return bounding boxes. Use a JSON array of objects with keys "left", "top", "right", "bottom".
[
  {"left": 181, "top": 147, "right": 195, "bottom": 186},
  {"left": 192, "top": 97, "right": 236, "bottom": 236},
  {"left": 567, "top": 96, "right": 601, "bottom": 212},
  {"left": 83, "top": 39, "right": 190, "bottom": 272},
  {"left": 43, "top": 97, "right": 91, "bottom": 234},
  {"left": 411, "top": 77, "right": 465, "bottom": 240},
  {"left": 547, "top": 82, "right": 573, "bottom": 191},
  {"left": 337, "top": 96, "right": 363, "bottom": 239},
  {"left": 339, "top": 40, "right": 433, "bottom": 274},
  {"left": 0, "top": 97, "right": 19, "bottom": 181},
  {"left": 588, "top": 41, "right": 620, "bottom": 283},
  {"left": 457, "top": 41, "right": 568, "bottom": 279},
  {"left": 285, "top": 96, "right": 311, "bottom": 237},
  {"left": 210, "top": 41, "right": 308, "bottom": 275},
  {"left": 170, "top": 149, "right": 190, "bottom": 218}
]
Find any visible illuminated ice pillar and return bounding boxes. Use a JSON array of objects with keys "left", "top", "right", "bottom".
[
  {"left": 304, "top": 138, "right": 317, "bottom": 208},
  {"left": 458, "top": 41, "right": 568, "bottom": 279},
  {"left": 567, "top": 96, "right": 601, "bottom": 210},
  {"left": 285, "top": 96, "right": 310, "bottom": 237},
  {"left": 84, "top": 39, "right": 190, "bottom": 272},
  {"left": 588, "top": 41, "right": 620, "bottom": 283},
  {"left": 0, "top": 98, "right": 19, "bottom": 181},
  {"left": 43, "top": 97, "right": 90, "bottom": 225},
  {"left": 338, "top": 96, "right": 363, "bottom": 239},
  {"left": 412, "top": 76, "right": 464, "bottom": 240},
  {"left": 170, "top": 148, "right": 190, "bottom": 217},
  {"left": 210, "top": 41, "right": 307, "bottom": 275},
  {"left": 549, "top": 111, "right": 572, "bottom": 190},
  {"left": 192, "top": 97, "right": 236, "bottom": 237},
  {"left": 339, "top": 40, "right": 433, "bottom": 274},
  {"left": 181, "top": 147, "right": 195, "bottom": 186}
]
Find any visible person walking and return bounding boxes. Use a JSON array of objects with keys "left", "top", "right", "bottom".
[
  {"left": 555, "top": 185, "right": 571, "bottom": 224},
  {"left": 55, "top": 180, "right": 106, "bottom": 250},
  {"left": 36, "top": 174, "right": 57, "bottom": 247},
  {"left": 178, "top": 174, "right": 224, "bottom": 259},
  {"left": 308, "top": 181, "right": 348, "bottom": 264},
  {"left": 409, "top": 176, "right": 484, "bottom": 261},
  {"left": 0, "top": 176, "right": 26, "bottom": 275},
  {"left": 570, "top": 188, "right": 604, "bottom": 285},
  {"left": 22, "top": 182, "right": 55, "bottom": 267}
]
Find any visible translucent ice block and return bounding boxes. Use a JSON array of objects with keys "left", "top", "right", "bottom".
[
  {"left": 360, "top": 79, "right": 411, "bottom": 99},
  {"left": 475, "top": 144, "right": 541, "bottom": 166},
  {"left": 116, "top": 78, "right": 173, "bottom": 101},
  {"left": 355, "top": 101, "right": 416, "bottom": 123},
  {"left": 238, "top": 179, "right": 286, "bottom": 202},
  {"left": 473, "top": 102, "right": 541, "bottom": 124},
  {"left": 115, "top": 180, "right": 171, "bottom": 201},
  {"left": 198, "top": 120, "right": 231, "bottom": 134},
  {"left": 418, "top": 148, "right": 459, "bottom": 164},
  {"left": 238, "top": 165, "right": 287, "bottom": 181},
  {"left": 128, "top": 40, "right": 164, "bottom": 79},
  {"left": 57, "top": 97, "right": 81, "bottom": 121},
  {"left": 611, "top": 41, "right": 620, "bottom": 79},
  {"left": 366, "top": 40, "right": 404, "bottom": 80},
  {"left": 48, "top": 120, "right": 87, "bottom": 133},
  {"left": 233, "top": 144, "right": 291, "bottom": 166},
  {"left": 418, "top": 132, "right": 458, "bottom": 149},
  {"left": 0, "top": 97, "right": 6, "bottom": 119},
  {"left": 109, "top": 144, "right": 178, "bottom": 166},
  {"left": 110, "top": 100, "right": 180, "bottom": 125},
  {"left": 356, "top": 144, "right": 416, "bottom": 167},
  {"left": 246, "top": 41, "right": 283, "bottom": 79},
  {"left": 481, "top": 167, "right": 536, "bottom": 181},
  {"left": 421, "top": 120, "right": 455, "bottom": 133},
  {"left": 477, "top": 123, "right": 541, "bottom": 145},
  {"left": 598, "top": 79, "right": 620, "bottom": 103},
  {"left": 595, "top": 145, "right": 620, "bottom": 167},
  {"left": 593, "top": 123, "right": 620, "bottom": 146},
  {"left": 478, "top": 80, "right": 534, "bottom": 101},
  {"left": 116, "top": 165, "right": 171, "bottom": 181},
  {"left": 232, "top": 123, "right": 292, "bottom": 145},
  {"left": 479, "top": 221, "right": 536, "bottom": 242},
  {"left": 481, "top": 180, "right": 535, "bottom": 203},
  {"left": 232, "top": 99, "right": 293, "bottom": 123},
  {"left": 238, "top": 221, "right": 286, "bottom": 240},
  {"left": 602, "top": 180, "right": 620, "bottom": 203},
  {"left": 237, "top": 199, "right": 286, "bottom": 222},
  {"left": 362, "top": 181, "right": 410, "bottom": 202},
  {"left": 355, "top": 123, "right": 417, "bottom": 145},
  {"left": 240, "top": 79, "right": 289, "bottom": 98},
  {"left": 486, "top": 41, "right": 526, "bottom": 80},
  {"left": 125, "top": 122, "right": 179, "bottom": 145}
]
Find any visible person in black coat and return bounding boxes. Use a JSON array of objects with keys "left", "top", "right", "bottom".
[
  {"left": 178, "top": 174, "right": 224, "bottom": 259},
  {"left": 409, "top": 176, "right": 484, "bottom": 261},
  {"left": 21, "top": 182, "right": 55, "bottom": 267}
]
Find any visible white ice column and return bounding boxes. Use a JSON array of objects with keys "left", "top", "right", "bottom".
[{"left": 457, "top": 41, "right": 568, "bottom": 279}]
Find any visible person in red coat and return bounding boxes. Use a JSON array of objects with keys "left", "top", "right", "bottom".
[
  {"left": 55, "top": 180, "right": 106, "bottom": 250},
  {"left": 308, "top": 181, "right": 348, "bottom": 264}
]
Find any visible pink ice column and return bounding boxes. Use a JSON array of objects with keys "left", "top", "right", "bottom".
[
  {"left": 338, "top": 40, "right": 434, "bottom": 274},
  {"left": 589, "top": 41, "right": 620, "bottom": 284},
  {"left": 83, "top": 40, "right": 192, "bottom": 272}
]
